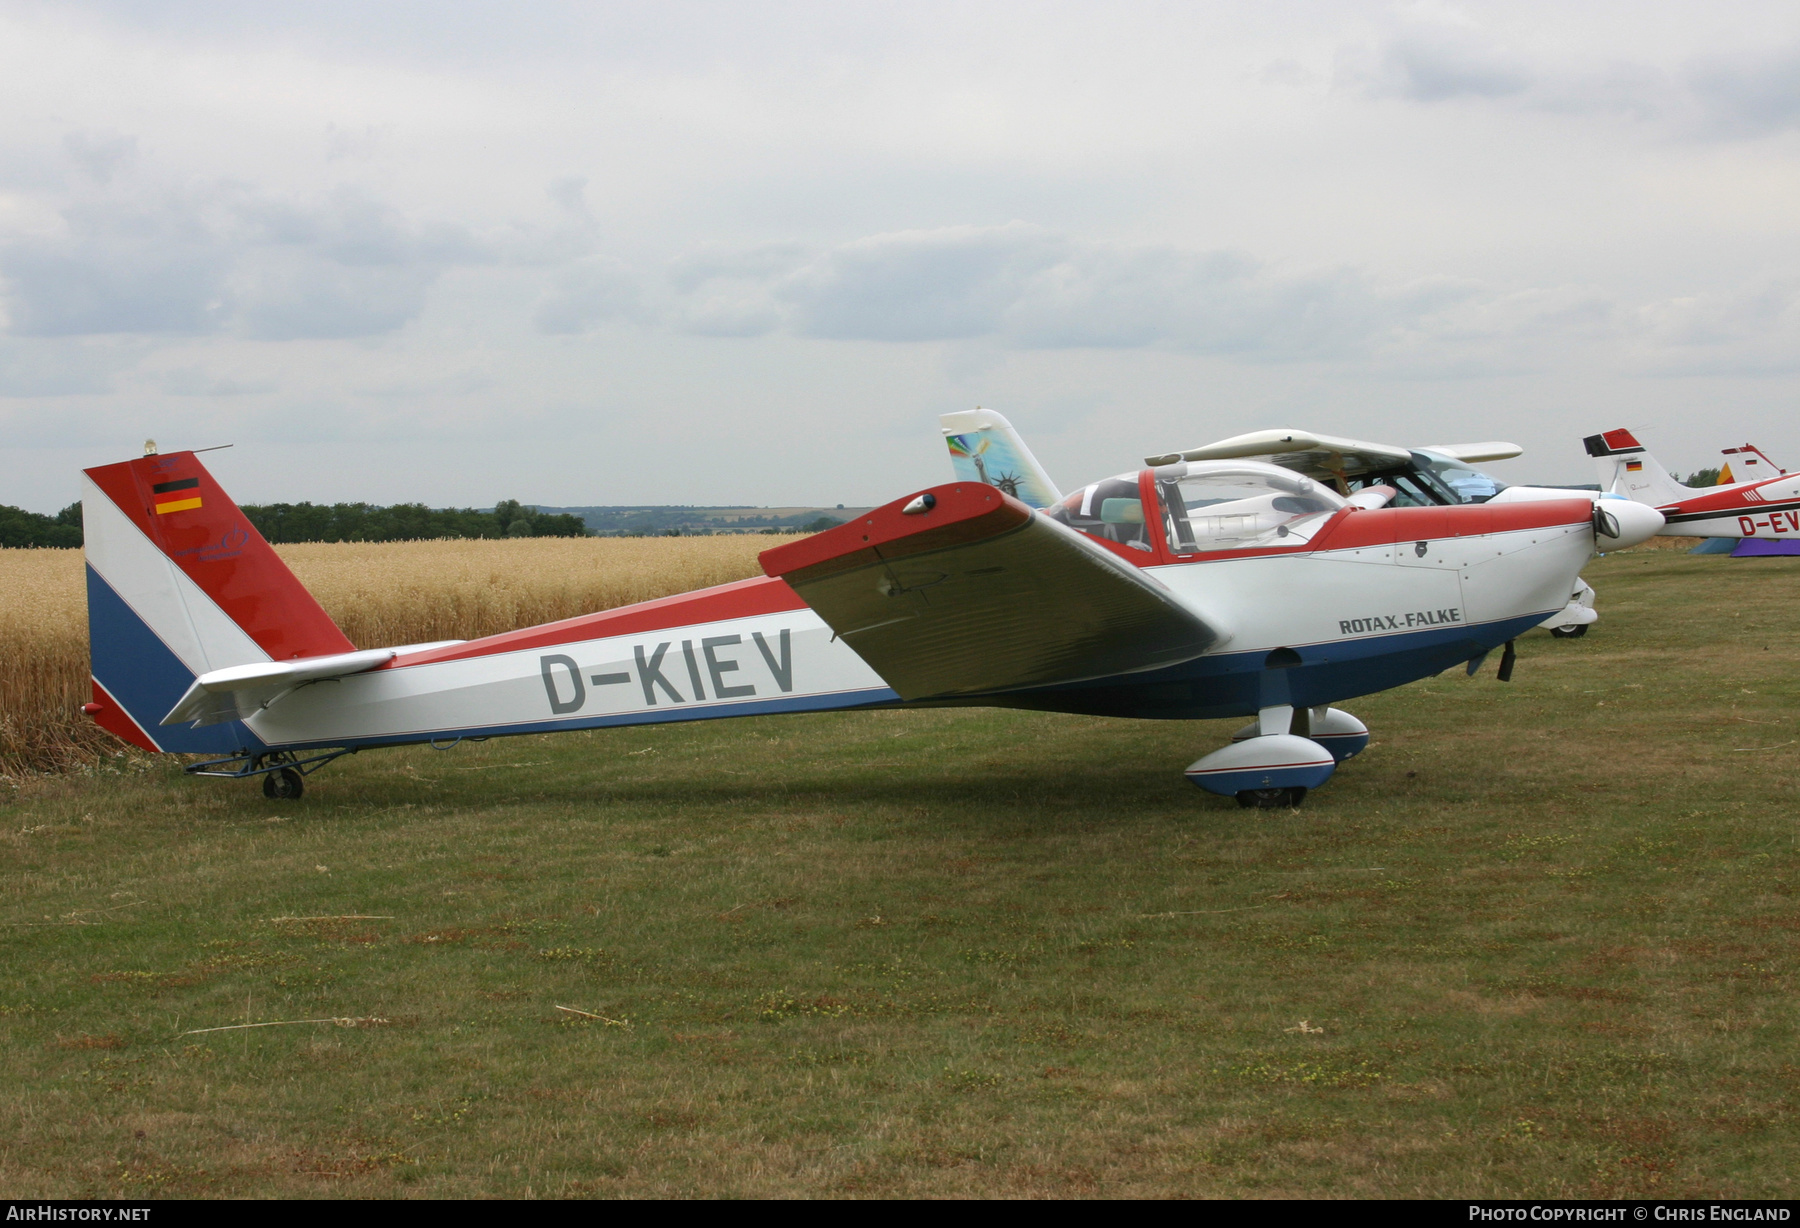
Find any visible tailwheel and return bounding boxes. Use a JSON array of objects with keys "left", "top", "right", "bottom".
[
  {"left": 1237, "top": 786, "right": 1306, "bottom": 809},
  {"left": 1549, "top": 624, "right": 1587, "bottom": 639},
  {"left": 263, "top": 767, "right": 304, "bottom": 800}
]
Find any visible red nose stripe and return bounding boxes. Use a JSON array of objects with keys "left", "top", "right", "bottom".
[{"left": 1311, "top": 499, "right": 1594, "bottom": 552}]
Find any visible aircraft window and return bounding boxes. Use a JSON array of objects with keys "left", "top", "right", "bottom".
[
  {"left": 1385, "top": 474, "right": 1441, "bottom": 507},
  {"left": 1349, "top": 471, "right": 1449, "bottom": 508},
  {"left": 1155, "top": 461, "right": 1346, "bottom": 554},
  {"left": 1413, "top": 450, "right": 1507, "bottom": 504},
  {"left": 1046, "top": 474, "right": 1153, "bottom": 551}
]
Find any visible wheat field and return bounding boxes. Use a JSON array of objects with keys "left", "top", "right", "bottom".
[{"left": 0, "top": 536, "right": 794, "bottom": 777}]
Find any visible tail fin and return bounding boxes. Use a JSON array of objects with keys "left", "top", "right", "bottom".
[
  {"left": 939, "top": 408, "right": 1063, "bottom": 510},
  {"left": 1583, "top": 428, "right": 1691, "bottom": 507},
  {"left": 1720, "top": 443, "right": 1784, "bottom": 486},
  {"left": 82, "top": 449, "right": 354, "bottom": 752}
]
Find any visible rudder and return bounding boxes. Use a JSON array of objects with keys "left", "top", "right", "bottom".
[{"left": 1584, "top": 428, "right": 1691, "bottom": 507}]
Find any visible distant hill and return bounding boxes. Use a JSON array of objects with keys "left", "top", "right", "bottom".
[
  {"left": 0, "top": 500, "right": 870, "bottom": 548},
  {"left": 536, "top": 506, "right": 873, "bottom": 536}
]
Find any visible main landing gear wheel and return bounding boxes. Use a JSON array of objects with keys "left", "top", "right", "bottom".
[
  {"left": 263, "top": 767, "right": 304, "bottom": 800},
  {"left": 1237, "top": 787, "right": 1306, "bottom": 809},
  {"left": 1549, "top": 624, "right": 1588, "bottom": 639}
]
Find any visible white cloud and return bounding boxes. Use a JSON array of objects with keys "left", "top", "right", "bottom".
[
  {"left": 659, "top": 221, "right": 1800, "bottom": 380},
  {"left": 0, "top": 166, "right": 492, "bottom": 341},
  {"left": 0, "top": 337, "right": 141, "bottom": 396},
  {"left": 533, "top": 257, "right": 644, "bottom": 333},
  {"left": 1352, "top": 21, "right": 1534, "bottom": 103},
  {"left": 660, "top": 224, "right": 1469, "bottom": 362},
  {"left": 1344, "top": 12, "right": 1800, "bottom": 138},
  {"left": 232, "top": 256, "right": 441, "bottom": 341},
  {"left": 783, "top": 224, "right": 1067, "bottom": 343},
  {"left": 1000, "top": 245, "right": 1390, "bottom": 358},
  {"left": 1629, "top": 281, "right": 1800, "bottom": 373},
  {"left": 61, "top": 129, "right": 137, "bottom": 184},
  {"left": 147, "top": 365, "right": 276, "bottom": 396},
  {"left": 1, "top": 1, "right": 1798, "bottom": 511},
  {"left": 1687, "top": 49, "right": 1800, "bottom": 137}
]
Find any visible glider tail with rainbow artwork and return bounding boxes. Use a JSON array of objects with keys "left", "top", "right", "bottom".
[{"left": 940, "top": 408, "right": 1063, "bottom": 509}]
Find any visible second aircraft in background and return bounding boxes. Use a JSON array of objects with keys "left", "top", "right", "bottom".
[{"left": 1586, "top": 428, "right": 1800, "bottom": 542}]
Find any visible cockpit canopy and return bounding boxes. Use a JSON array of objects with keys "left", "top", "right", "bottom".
[
  {"left": 1414, "top": 449, "right": 1507, "bottom": 503},
  {"left": 1344, "top": 449, "right": 1508, "bottom": 507},
  {"left": 1155, "top": 461, "right": 1345, "bottom": 554},
  {"left": 1047, "top": 460, "right": 1348, "bottom": 555},
  {"left": 1046, "top": 472, "right": 1156, "bottom": 551}
]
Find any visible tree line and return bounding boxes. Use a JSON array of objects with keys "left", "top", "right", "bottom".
[
  {"left": 0, "top": 503, "right": 82, "bottom": 548},
  {"left": 240, "top": 499, "right": 589, "bottom": 543},
  {"left": 0, "top": 499, "right": 589, "bottom": 548}
]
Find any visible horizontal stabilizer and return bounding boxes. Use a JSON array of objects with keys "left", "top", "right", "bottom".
[
  {"left": 759, "top": 484, "right": 1222, "bottom": 701},
  {"left": 162, "top": 648, "right": 401, "bottom": 727},
  {"left": 1582, "top": 429, "right": 1645, "bottom": 457}
]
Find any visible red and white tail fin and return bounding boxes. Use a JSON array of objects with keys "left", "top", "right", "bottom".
[
  {"left": 82, "top": 449, "right": 354, "bottom": 753},
  {"left": 1583, "top": 428, "right": 1692, "bottom": 507},
  {"left": 1719, "top": 443, "right": 1784, "bottom": 486}
]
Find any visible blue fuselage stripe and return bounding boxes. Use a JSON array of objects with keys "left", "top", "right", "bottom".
[{"left": 973, "top": 611, "right": 1553, "bottom": 721}]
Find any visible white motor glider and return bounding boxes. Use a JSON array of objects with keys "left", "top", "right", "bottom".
[{"left": 81, "top": 432, "right": 1660, "bottom": 808}]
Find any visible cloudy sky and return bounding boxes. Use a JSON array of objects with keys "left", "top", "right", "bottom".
[{"left": 2, "top": 1, "right": 1797, "bottom": 512}]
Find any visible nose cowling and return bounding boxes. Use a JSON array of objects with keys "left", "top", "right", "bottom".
[{"left": 1593, "top": 498, "right": 1664, "bottom": 549}]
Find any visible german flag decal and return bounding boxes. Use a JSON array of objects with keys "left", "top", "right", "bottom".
[
  {"left": 1625, "top": 461, "right": 1643, "bottom": 472},
  {"left": 152, "top": 476, "right": 202, "bottom": 515}
]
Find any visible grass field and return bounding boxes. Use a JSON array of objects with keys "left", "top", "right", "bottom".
[{"left": 2, "top": 549, "right": 1796, "bottom": 1198}]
